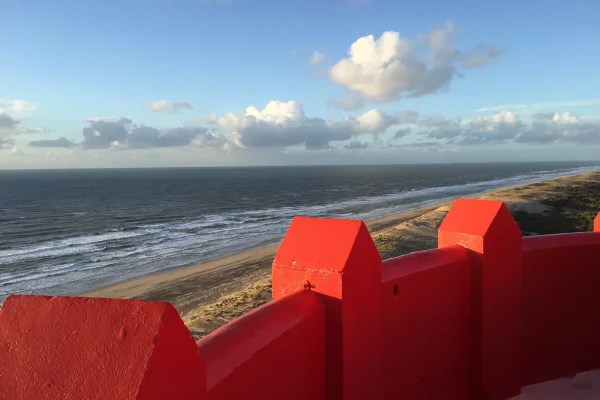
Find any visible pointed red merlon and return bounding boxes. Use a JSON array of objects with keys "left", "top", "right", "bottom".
[
  {"left": 0, "top": 295, "right": 206, "bottom": 400},
  {"left": 439, "top": 199, "right": 522, "bottom": 400},
  {"left": 272, "top": 216, "right": 382, "bottom": 400}
]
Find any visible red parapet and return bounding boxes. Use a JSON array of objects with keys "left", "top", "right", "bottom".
[
  {"left": 0, "top": 295, "right": 206, "bottom": 400},
  {"left": 4, "top": 199, "right": 600, "bottom": 400},
  {"left": 521, "top": 233, "right": 600, "bottom": 386},
  {"left": 381, "top": 246, "right": 471, "bottom": 400},
  {"left": 272, "top": 216, "right": 383, "bottom": 400},
  {"left": 197, "top": 290, "right": 325, "bottom": 400},
  {"left": 439, "top": 199, "right": 523, "bottom": 400}
]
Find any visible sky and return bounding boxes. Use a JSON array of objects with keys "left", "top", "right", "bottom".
[{"left": 1, "top": 0, "right": 600, "bottom": 169}]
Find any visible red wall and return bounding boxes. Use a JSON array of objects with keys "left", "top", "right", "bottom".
[
  {"left": 0, "top": 296, "right": 206, "bottom": 400},
  {"left": 521, "top": 233, "right": 600, "bottom": 386},
  {"left": 197, "top": 290, "right": 326, "bottom": 400},
  {"left": 381, "top": 246, "right": 471, "bottom": 400},
  {"left": 2, "top": 199, "right": 600, "bottom": 400}
]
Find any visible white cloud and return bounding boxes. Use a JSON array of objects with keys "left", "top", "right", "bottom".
[
  {"left": 210, "top": 100, "right": 401, "bottom": 149},
  {"left": 418, "top": 111, "right": 523, "bottom": 144},
  {"left": 457, "top": 46, "right": 502, "bottom": 68},
  {"left": 0, "top": 111, "right": 16, "bottom": 149},
  {"left": 0, "top": 110, "right": 19, "bottom": 129},
  {"left": 392, "top": 127, "right": 411, "bottom": 140},
  {"left": 71, "top": 117, "right": 231, "bottom": 150},
  {"left": 344, "top": 140, "right": 369, "bottom": 150},
  {"left": 28, "top": 137, "right": 77, "bottom": 148},
  {"left": 517, "top": 112, "right": 600, "bottom": 144},
  {"left": 328, "top": 94, "right": 364, "bottom": 110},
  {"left": 465, "top": 111, "right": 524, "bottom": 143},
  {"left": 355, "top": 109, "right": 396, "bottom": 133},
  {"left": 82, "top": 118, "right": 132, "bottom": 149},
  {"left": 197, "top": 114, "right": 219, "bottom": 124},
  {"left": 474, "top": 99, "right": 600, "bottom": 113},
  {"left": 1, "top": 100, "right": 37, "bottom": 113},
  {"left": 83, "top": 116, "right": 119, "bottom": 123},
  {"left": 420, "top": 116, "right": 463, "bottom": 139},
  {"left": 328, "top": 22, "right": 500, "bottom": 106},
  {"left": 412, "top": 110, "right": 600, "bottom": 145},
  {"left": 0, "top": 110, "right": 20, "bottom": 144},
  {"left": 24, "top": 126, "right": 52, "bottom": 134},
  {"left": 10, "top": 146, "right": 25, "bottom": 156},
  {"left": 150, "top": 100, "right": 194, "bottom": 114},
  {"left": 307, "top": 51, "right": 325, "bottom": 65}
]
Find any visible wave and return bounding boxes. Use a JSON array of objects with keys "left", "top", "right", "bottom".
[{"left": 1, "top": 164, "right": 598, "bottom": 299}]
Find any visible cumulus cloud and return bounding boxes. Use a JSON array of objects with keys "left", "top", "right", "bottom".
[
  {"left": 418, "top": 111, "right": 523, "bottom": 144},
  {"left": 328, "top": 22, "right": 500, "bottom": 107},
  {"left": 128, "top": 125, "right": 216, "bottom": 148},
  {"left": 402, "top": 110, "right": 600, "bottom": 147},
  {"left": 0, "top": 137, "right": 16, "bottom": 149},
  {"left": 10, "top": 146, "right": 25, "bottom": 156},
  {"left": 83, "top": 116, "right": 119, "bottom": 123},
  {"left": 210, "top": 100, "right": 400, "bottom": 150},
  {"left": 344, "top": 140, "right": 369, "bottom": 150},
  {"left": 0, "top": 110, "right": 20, "bottom": 132},
  {"left": 150, "top": 100, "right": 194, "bottom": 114},
  {"left": 1, "top": 100, "right": 37, "bottom": 113},
  {"left": 0, "top": 110, "right": 22, "bottom": 151},
  {"left": 463, "top": 111, "right": 523, "bottom": 143},
  {"left": 457, "top": 46, "right": 502, "bottom": 68},
  {"left": 77, "top": 116, "right": 229, "bottom": 150},
  {"left": 83, "top": 118, "right": 132, "bottom": 149},
  {"left": 420, "top": 116, "right": 463, "bottom": 139},
  {"left": 28, "top": 137, "right": 77, "bottom": 148},
  {"left": 198, "top": 114, "right": 219, "bottom": 124},
  {"left": 516, "top": 112, "right": 600, "bottom": 144},
  {"left": 328, "top": 94, "right": 365, "bottom": 111},
  {"left": 307, "top": 51, "right": 325, "bottom": 65},
  {"left": 473, "top": 99, "right": 600, "bottom": 113},
  {"left": 395, "top": 110, "right": 420, "bottom": 124},
  {"left": 393, "top": 127, "right": 411, "bottom": 140},
  {"left": 24, "top": 126, "right": 52, "bottom": 134},
  {"left": 0, "top": 110, "right": 21, "bottom": 151},
  {"left": 390, "top": 141, "right": 443, "bottom": 148}
]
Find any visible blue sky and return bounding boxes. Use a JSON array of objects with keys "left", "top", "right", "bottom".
[{"left": 1, "top": 0, "right": 600, "bottom": 168}]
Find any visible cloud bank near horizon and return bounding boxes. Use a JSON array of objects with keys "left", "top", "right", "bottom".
[{"left": 3, "top": 101, "right": 598, "bottom": 156}]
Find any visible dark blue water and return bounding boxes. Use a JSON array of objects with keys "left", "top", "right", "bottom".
[{"left": 1, "top": 162, "right": 598, "bottom": 299}]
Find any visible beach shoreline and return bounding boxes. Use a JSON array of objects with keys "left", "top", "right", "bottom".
[
  {"left": 84, "top": 170, "right": 600, "bottom": 337},
  {"left": 83, "top": 201, "right": 449, "bottom": 311},
  {"left": 4, "top": 163, "right": 596, "bottom": 303}
]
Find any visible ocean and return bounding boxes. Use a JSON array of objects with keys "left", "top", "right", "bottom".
[{"left": 1, "top": 162, "right": 599, "bottom": 300}]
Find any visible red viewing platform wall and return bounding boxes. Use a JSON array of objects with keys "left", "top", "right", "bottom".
[{"left": 1, "top": 199, "right": 600, "bottom": 400}]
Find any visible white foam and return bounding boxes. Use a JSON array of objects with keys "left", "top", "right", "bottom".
[{"left": 1, "top": 164, "right": 598, "bottom": 299}]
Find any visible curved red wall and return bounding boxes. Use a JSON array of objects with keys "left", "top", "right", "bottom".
[
  {"left": 2, "top": 199, "right": 600, "bottom": 400},
  {"left": 521, "top": 233, "right": 600, "bottom": 386}
]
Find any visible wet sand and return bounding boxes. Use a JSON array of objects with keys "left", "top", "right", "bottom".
[{"left": 85, "top": 171, "right": 600, "bottom": 338}]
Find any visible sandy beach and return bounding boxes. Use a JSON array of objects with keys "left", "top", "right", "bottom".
[{"left": 85, "top": 171, "right": 600, "bottom": 338}]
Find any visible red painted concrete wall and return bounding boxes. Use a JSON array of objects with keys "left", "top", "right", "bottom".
[
  {"left": 2, "top": 199, "right": 600, "bottom": 400},
  {"left": 197, "top": 289, "right": 326, "bottom": 400},
  {"left": 521, "top": 232, "right": 600, "bottom": 387},
  {"left": 381, "top": 246, "right": 471, "bottom": 400},
  {"left": 0, "top": 296, "right": 206, "bottom": 400},
  {"left": 272, "top": 216, "right": 383, "bottom": 400}
]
